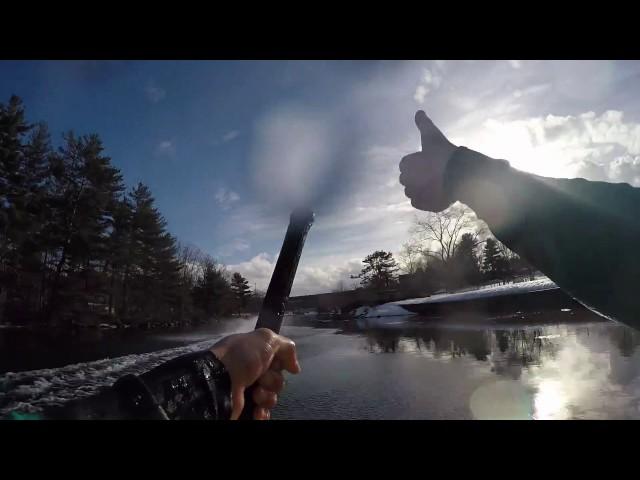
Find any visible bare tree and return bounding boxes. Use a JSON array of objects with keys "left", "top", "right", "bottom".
[
  {"left": 398, "top": 240, "right": 426, "bottom": 274},
  {"left": 410, "top": 204, "right": 487, "bottom": 263},
  {"left": 177, "top": 243, "right": 204, "bottom": 289}
]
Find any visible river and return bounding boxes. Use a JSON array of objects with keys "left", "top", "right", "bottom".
[{"left": 2, "top": 312, "right": 640, "bottom": 419}]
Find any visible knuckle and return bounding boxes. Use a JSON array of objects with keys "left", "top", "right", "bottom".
[
  {"left": 399, "top": 154, "right": 412, "bottom": 172},
  {"left": 255, "top": 327, "right": 275, "bottom": 343}
]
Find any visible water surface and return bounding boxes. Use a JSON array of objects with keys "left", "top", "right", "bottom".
[{"left": 2, "top": 312, "right": 640, "bottom": 419}]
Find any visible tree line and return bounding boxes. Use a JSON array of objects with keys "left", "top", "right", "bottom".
[
  {"left": 0, "top": 95, "right": 258, "bottom": 328},
  {"left": 351, "top": 204, "right": 536, "bottom": 296}
]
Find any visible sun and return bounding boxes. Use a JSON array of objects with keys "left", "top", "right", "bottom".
[{"left": 454, "top": 120, "right": 576, "bottom": 180}]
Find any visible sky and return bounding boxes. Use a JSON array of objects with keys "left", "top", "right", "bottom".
[{"left": 2, "top": 60, "right": 640, "bottom": 295}]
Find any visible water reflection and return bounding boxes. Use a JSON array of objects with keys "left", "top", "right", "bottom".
[
  {"left": 283, "top": 311, "right": 640, "bottom": 419},
  {"left": 4, "top": 312, "right": 640, "bottom": 419}
]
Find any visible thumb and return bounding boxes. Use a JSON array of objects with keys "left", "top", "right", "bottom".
[
  {"left": 415, "top": 110, "right": 449, "bottom": 151},
  {"left": 272, "top": 336, "right": 301, "bottom": 374},
  {"left": 415, "top": 110, "right": 436, "bottom": 151}
]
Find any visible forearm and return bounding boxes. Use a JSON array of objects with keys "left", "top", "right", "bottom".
[
  {"left": 445, "top": 147, "right": 640, "bottom": 326},
  {"left": 42, "top": 350, "right": 232, "bottom": 420}
]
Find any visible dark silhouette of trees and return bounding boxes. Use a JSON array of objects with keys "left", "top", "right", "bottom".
[
  {"left": 400, "top": 203, "right": 539, "bottom": 295},
  {"left": 230, "top": 272, "right": 251, "bottom": 309},
  {"left": 353, "top": 250, "right": 399, "bottom": 290},
  {"left": 479, "top": 237, "right": 538, "bottom": 284},
  {"left": 191, "top": 257, "right": 234, "bottom": 319},
  {"left": 410, "top": 204, "right": 485, "bottom": 263},
  {"left": 0, "top": 95, "right": 245, "bottom": 328},
  {"left": 448, "top": 232, "right": 482, "bottom": 288},
  {"left": 481, "top": 238, "right": 501, "bottom": 280}
]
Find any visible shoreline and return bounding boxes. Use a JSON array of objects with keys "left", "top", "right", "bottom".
[{"left": 0, "top": 313, "right": 258, "bottom": 333}]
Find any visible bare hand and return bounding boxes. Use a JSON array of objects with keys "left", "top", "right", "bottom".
[
  {"left": 399, "top": 110, "right": 458, "bottom": 212},
  {"left": 210, "top": 328, "right": 301, "bottom": 420}
]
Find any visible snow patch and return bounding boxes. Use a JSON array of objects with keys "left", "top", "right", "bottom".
[
  {"left": 354, "top": 278, "right": 557, "bottom": 320},
  {"left": 399, "top": 277, "right": 557, "bottom": 306}
]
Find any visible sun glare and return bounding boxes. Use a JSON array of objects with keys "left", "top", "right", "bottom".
[
  {"left": 533, "top": 380, "right": 569, "bottom": 420},
  {"left": 458, "top": 121, "right": 576, "bottom": 179}
]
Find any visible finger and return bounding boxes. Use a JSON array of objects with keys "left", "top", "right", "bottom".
[
  {"left": 270, "top": 357, "right": 283, "bottom": 372},
  {"left": 230, "top": 385, "right": 245, "bottom": 420},
  {"left": 258, "top": 369, "right": 285, "bottom": 393},
  {"left": 271, "top": 336, "right": 301, "bottom": 374},
  {"left": 415, "top": 110, "right": 435, "bottom": 151},
  {"left": 399, "top": 171, "right": 422, "bottom": 188},
  {"left": 254, "top": 407, "right": 271, "bottom": 420},
  {"left": 399, "top": 152, "right": 423, "bottom": 174},
  {"left": 252, "top": 386, "right": 278, "bottom": 409},
  {"left": 404, "top": 186, "right": 419, "bottom": 199}
]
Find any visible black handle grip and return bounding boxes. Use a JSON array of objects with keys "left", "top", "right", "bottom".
[{"left": 238, "top": 208, "right": 314, "bottom": 420}]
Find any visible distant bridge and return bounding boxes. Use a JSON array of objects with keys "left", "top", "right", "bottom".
[{"left": 287, "top": 288, "right": 408, "bottom": 313}]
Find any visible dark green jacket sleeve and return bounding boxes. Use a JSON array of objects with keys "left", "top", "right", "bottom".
[{"left": 445, "top": 147, "right": 640, "bottom": 327}]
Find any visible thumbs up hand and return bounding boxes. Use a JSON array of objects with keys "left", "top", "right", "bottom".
[{"left": 399, "top": 110, "right": 458, "bottom": 212}]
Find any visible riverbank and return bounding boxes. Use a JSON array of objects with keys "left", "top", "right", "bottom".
[
  {"left": 352, "top": 277, "right": 598, "bottom": 324},
  {"left": 0, "top": 312, "right": 257, "bottom": 333}
]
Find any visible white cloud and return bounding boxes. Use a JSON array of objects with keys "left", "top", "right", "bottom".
[
  {"left": 155, "top": 140, "right": 175, "bottom": 156},
  {"left": 227, "top": 252, "right": 277, "bottom": 291},
  {"left": 422, "top": 68, "right": 442, "bottom": 88},
  {"left": 215, "top": 238, "right": 250, "bottom": 258},
  {"left": 459, "top": 109, "right": 640, "bottom": 184},
  {"left": 221, "top": 130, "right": 239, "bottom": 143},
  {"left": 413, "top": 85, "right": 428, "bottom": 104},
  {"left": 509, "top": 60, "right": 522, "bottom": 69},
  {"left": 294, "top": 258, "right": 364, "bottom": 295},
  {"left": 227, "top": 252, "right": 364, "bottom": 296},
  {"left": 215, "top": 187, "right": 240, "bottom": 210},
  {"left": 413, "top": 66, "right": 443, "bottom": 105},
  {"left": 145, "top": 83, "right": 166, "bottom": 103}
]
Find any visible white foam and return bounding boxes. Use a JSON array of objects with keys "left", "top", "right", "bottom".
[{"left": 0, "top": 336, "right": 226, "bottom": 416}]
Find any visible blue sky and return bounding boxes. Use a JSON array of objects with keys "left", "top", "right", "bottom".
[{"left": 2, "top": 60, "right": 640, "bottom": 294}]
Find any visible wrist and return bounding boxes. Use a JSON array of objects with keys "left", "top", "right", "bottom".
[{"left": 443, "top": 147, "right": 510, "bottom": 206}]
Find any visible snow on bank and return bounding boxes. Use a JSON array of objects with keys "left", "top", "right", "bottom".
[
  {"left": 354, "top": 303, "right": 416, "bottom": 319},
  {"left": 355, "top": 277, "right": 558, "bottom": 319},
  {"left": 400, "top": 277, "right": 557, "bottom": 306}
]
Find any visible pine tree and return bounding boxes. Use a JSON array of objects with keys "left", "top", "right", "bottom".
[
  {"left": 353, "top": 251, "right": 399, "bottom": 290},
  {"left": 481, "top": 237, "right": 510, "bottom": 281},
  {"left": 106, "top": 195, "right": 133, "bottom": 317},
  {"left": 44, "top": 133, "right": 124, "bottom": 321},
  {"left": 0, "top": 96, "right": 34, "bottom": 322},
  {"left": 0, "top": 95, "right": 237, "bottom": 328},
  {"left": 0, "top": 96, "right": 32, "bottom": 275},
  {"left": 192, "top": 257, "right": 233, "bottom": 319},
  {"left": 124, "top": 183, "right": 181, "bottom": 325},
  {"left": 230, "top": 272, "right": 251, "bottom": 309},
  {"left": 450, "top": 232, "right": 481, "bottom": 287}
]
